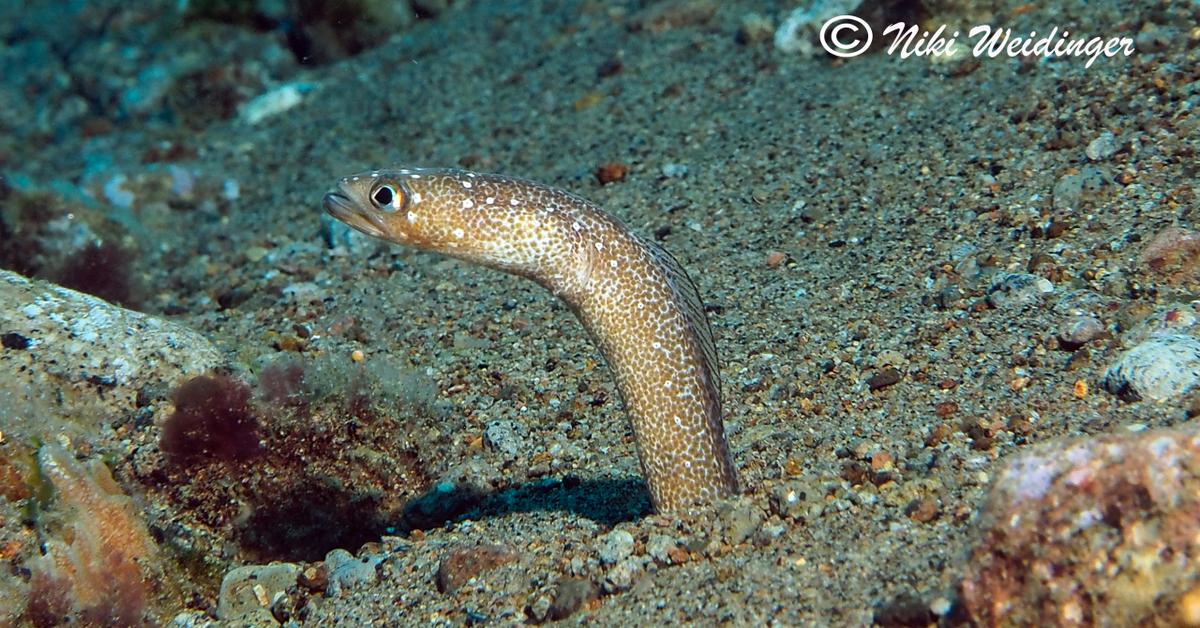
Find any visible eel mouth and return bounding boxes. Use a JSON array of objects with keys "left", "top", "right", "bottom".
[{"left": 322, "top": 190, "right": 387, "bottom": 239}]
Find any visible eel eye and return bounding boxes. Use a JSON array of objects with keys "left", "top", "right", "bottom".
[{"left": 371, "top": 184, "right": 401, "bottom": 211}]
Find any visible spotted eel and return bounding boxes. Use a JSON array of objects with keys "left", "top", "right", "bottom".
[{"left": 323, "top": 167, "right": 739, "bottom": 511}]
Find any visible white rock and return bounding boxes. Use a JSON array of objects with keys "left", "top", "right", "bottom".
[
  {"left": 1102, "top": 334, "right": 1200, "bottom": 402},
  {"left": 775, "top": 0, "right": 864, "bottom": 55}
]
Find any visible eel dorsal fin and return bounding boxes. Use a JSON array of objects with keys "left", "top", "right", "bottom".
[{"left": 641, "top": 236, "right": 721, "bottom": 404}]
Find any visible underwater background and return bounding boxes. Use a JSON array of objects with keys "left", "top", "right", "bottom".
[{"left": 1, "top": 0, "right": 1199, "bottom": 625}]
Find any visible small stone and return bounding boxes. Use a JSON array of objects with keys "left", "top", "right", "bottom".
[
  {"left": 1180, "top": 586, "right": 1200, "bottom": 626},
  {"left": 1086, "top": 131, "right": 1118, "bottom": 161},
  {"left": 217, "top": 563, "right": 300, "bottom": 624},
  {"left": 483, "top": 420, "right": 525, "bottom": 457},
  {"left": 1, "top": 332, "right": 30, "bottom": 350},
  {"left": 527, "top": 595, "right": 552, "bottom": 623},
  {"left": 245, "top": 246, "right": 269, "bottom": 263},
  {"left": 874, "top": 592, "right": 934, "bottom": 627},
  {"left": 594, "top": 162, "right": 629, "bottom": 185},
  {"left": 718, "top": 497, "right": 765, "bottom": 545},
  {"left": 325, "top": 548, "right": 381, "bottom": 597},
  {"left": 867, "top": 367, "right": 902, "bottom": 391},
  {"left": 549, "top": 577, "right": 598, "bottom": 620},
  {"left": 985, "top": 272, "right": 1054, "bottom": 309},
  {"left": 1057, "top": 315, "right": 1106, "bottom": 348},
  {"left": 597, "top": 529, "right": 635, "bottom": 565},
  {"left": 737, "top": 12, "right": 774, "bottom": 45},
  {"left": 770, "top": 479, "right": 821, "bottom": 520},
  {"left": 660, "top": 162, "right": 689, "bottom": 178},
  {"left": 645, "top": 534, "right": 676, "bottom": 564},
  {"left": 905, "top": 498, "right": 939, "bottom": 523},
  {"left": 297, "top": 564, "right": 329, "bottom": 592},
  {"left": 603, "top": 556, "right": 644, "bottom": 593},
  {"left": 765, "top": 251, "right": 787, "bottom": 268},
  {"left": 435, "top": 544, "right": 517, "bottom": 594},
  {"left": 1052, "top": 173, "right": 1084, "bottom": 211},
  {"left": 667, "top": 545, "right": 690, "bottom": 564}
]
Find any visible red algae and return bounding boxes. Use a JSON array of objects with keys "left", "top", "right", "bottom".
[{"left": 24, "top": 443, "right": 167, "bottom": 625}]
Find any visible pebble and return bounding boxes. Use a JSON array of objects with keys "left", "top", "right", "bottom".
[
  {"left": 594, "top": 162, "right": 629, "bottom": 185},
  {"left": 1049, "top": 163, "right": 1110, "bottom": 211},
  {"left": 660, "top": 162, "right": 689, "bottom": 178},
  {"left": 866, "top": 367, "right": 902, "bottom": 391},
  {"left": 280, "top": 281, "right": 324, "bottom": 304},
  {"left": 1057, "top": 315, "right": 1106, "bottom": 347},
  {"left": 483, "top": 420, "right": 526, "bottom": 457},
  {"left": 769, "top": 479, "right": 822, "bottom": 521},
  {"left": 985, "top": 272, "right": 1054, "bottom": 309},
  {"left": 1101, "top": 334, "right": 1200, "bottom": 402},
  {"left": 549, "top": 577, "right": 598, "bottom": 620},
  {"left": 245, "top": 246, "right": 269, "bottom": 263},
  {"left": 604, "top": 556, "right": 645, "bottom": 593},
  {"left": 240, "top": 82, "right": 313, "bottom": 125},
  {"left": 1086, "top": 131, "right": 1118, "bottom": 161},
  {"left": 1180, "top": 586, "right": 1200, "bottom": 626},
  {"left": 597, "top": 529, "right": 635, "bottom": 565},
  {"left": 717, "top": 497, "right": 765, "bottom": 545},
  {"left": 217, "top": 563, "right": 300, "bottom": 624},
  {"left": 325, "top": 548, "right": 381, "bottom": 597},
  {"left": 736, "top": 12, "right": 774, "bottom": 45},
  {"left": 434, "top": 545, "right": 517, "bottom": 594},
  {"left": 645, "top": 534, "right": 677, "bottom": 564}
]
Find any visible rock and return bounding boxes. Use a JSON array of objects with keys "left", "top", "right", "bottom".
[
  {"left": 1057, "top": 315, "right": 1107, "bottom": 348},
  {"left": 172, "top": 610, "right": 219, "bottom": 627},
  {"left": 549, "top": 577, "right": 598, "bottom": 620},
  {"left": 961, "top": 425, "right": 1200, "bottom": 625},
  {"left": 603, "top": 557, "right": 644, "bottom": 593},
  {"left": 645, "top": 534, "right": 677, "bottom": 564},
  {"left": 1086, "top": 131, "right": 1118, "bottom": 161},
  {"left": 0, "top": 269, "right": 222, "bottom": 439},
  {"left": 435, "top": 544, "right": 517, "bottom": 594},
  {"left": 866, "top": 367, "right": 902, "bottom": 391},
  {"left": 1051, "top": 164, "right": 1109, "bottom": 210},
  {"left": 483, "top": 420, "right": 525, "bottom": 457},
  {"left": 1138, "top": 226, "right": 1200, "bottom": 280},
  {"left": 1052, "top": 173, "right": 1083, "bottom": 211},
  {"left": 597, "top": 529, "right": 635, "bottom": 565},
  {"left": 660, "top": 162, "right": 690, "bottom": 178},
  {"left": 736, "top": 12, "right": 773, "bottom": 45},
  {"left": 769, "top": 478, "right": 825, "bottom": 521},
  {"left": 325, "top": 548, "right": 382, "bottom": 597},
  {"left": 1102, "top": 334, "right": 1200, "bottom": 402},
  {"left": 217, "top": 563, "right": 300, "bottom": 625},
  {"left": 775, "top": 0, "right": 864, "bottom": 55},
  {"left": 717, "top": 496, "right": 766, "bottom": 545},
  {"left": 985, "top": 272, "right": 1053, "bottom": 309},
  {"left": 1125, "top": 303, "right": 1200, "bottom": 344}
]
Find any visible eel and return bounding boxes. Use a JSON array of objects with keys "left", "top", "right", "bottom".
[{"left": 322, "top": 167, "right": 738, "bottom": 511}]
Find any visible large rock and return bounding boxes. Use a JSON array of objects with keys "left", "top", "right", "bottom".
[
  {"left": 0, "top": 269, "right": 223, "bottom": 437},
  {"left": 961, "top": 424, "right": 1200, "bottom": 626}
]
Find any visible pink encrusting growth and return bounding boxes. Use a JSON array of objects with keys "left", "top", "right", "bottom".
[{"left": 323, "top": 167, "right": 739, "bottom": 511}]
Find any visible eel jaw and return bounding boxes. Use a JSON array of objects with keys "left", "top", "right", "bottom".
[{"left": 323, "top": 191, "right": 388, "bottom": 239}]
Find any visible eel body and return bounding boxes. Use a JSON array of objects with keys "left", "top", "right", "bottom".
[{"left": 323, "top": 167, "right": 738, "bottom": 511}]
